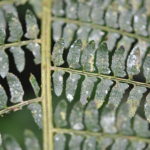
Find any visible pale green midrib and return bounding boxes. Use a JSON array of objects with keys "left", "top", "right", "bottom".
[
  {"left": 41, "top": 0, "right": 53, "bottom": 149},
  {"left": 53, "top": 128, "right": 150, "bottom": 144},
  {"left": 0, "top": 97, "right": 41, "bottom": 116},
  {"left": 0, "top": 39, "right": 41, "bottom": 49},
  {"left": 51, "top": 66, "right": 150, "bottom": 89},
  {"left": 52, "top": 17, "right": 150, "bottom": 43}
]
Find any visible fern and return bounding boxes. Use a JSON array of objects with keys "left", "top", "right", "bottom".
[
  {"left": 0, "top": 130, "right": 41, "bottom": 150},
  {"left": 0, "top": 0, "right": 150, "bottom": 149}
]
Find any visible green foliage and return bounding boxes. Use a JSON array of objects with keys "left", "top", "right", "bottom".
[
  {"left": 50, "top": 0, "right": 150, "bottom": 149},
  {"left": 0, "top": 130, "right": 41, "bottom": 150},
  {"left": 0, "top": 1, "right": 41, "bottom": 148},
  {"left": 0, "top": 0, "right": 150, "bottom": 149},
  {"left": 0, "top": 2, "right": 41, "bottom": 108}
]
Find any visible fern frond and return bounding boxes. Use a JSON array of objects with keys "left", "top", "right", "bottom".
[
  {"left": 52, "top": 39, "right": 150, "bottom": 84},
  {"left": 0, "top": 2, "right": 41, "bottom": 116},
  {"left": 51, "top": 37, "right": 150, "bottom": 149},
  {"left": 1, "top": 0, "right": 150, "bottom": 149}
]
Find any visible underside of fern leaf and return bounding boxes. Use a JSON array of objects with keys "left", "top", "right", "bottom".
[{"left": 0, "top": 0, "right": 150, "bottom": 149}]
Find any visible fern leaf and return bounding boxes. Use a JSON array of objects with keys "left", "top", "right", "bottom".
[
  {"left": 111, "top": 138, "right": 129, "bottom": 150},
  {"left": 24, "top": 130, "right": 41, "bottom": 150},
  {"left": 0, "top": 85, "right": 8, "bottom": 110},
  {"left": 52, "top": 39, "right": 65, "bottom": 66},
  {"left": 52, "top": 70, "right": 65, "bottom": 97},
  {"left": 83, "top": 136, "right": 97, "bottom": 150},
  {"left": 134, "top": 12, "right": 148, "bottom": 36},
  {"left": 80, "top": 76, "right": 97, "bottom": 105},
  {"left": 111, "top": 46, "right": 126, "bottom": 77},
  {"left": 28, "top": 103, "right": 42, "bottom": 129},
  {"left": 1, "top": 0, "right": 150, "bottom": 149},
  {"left": 69, "top": 135, "right": 83, "bottom": 150},
  {"left": 52, "top": 21, "right": 64, "bottom": 42},
  {"left": 67, "top": 39, "right": 82, "bottom": 69},
  {"left": 144, "top": 93, "right": 150, "bottom": 122},
  {"left": 9, "top": 46, "right": 25, "bottom": 72},
  {"left": 0, "top": 9, "right": 6, "bottom": 45},
  {"left": 29, "top": 73, "right": 40, "bottom": 97},
  {"left": 65, "top": 73, "right": 81, "bottom": 102},
  {"left": 54, "top": 99, "right": 67, "bottom": 128},
  {"left": 7, "top": 73, "right": 24, "bottom": 103},
  {"left": 96, "top": 42, "right": 110, "bottom": 74},
  {"left": 7, "top": 13, "right": 23, "bottom": 42},
  {"left": 105, "top": 7, "right": 119, "bottom": 28},
  {"left": 91, "top": 5, "right": 104, "bottom": 25},
  {"left": 106, "top": 33, "right": 121, "bottom": 51},
  {"left": 133, "top": 115, "right": 150, "bottom": 138},
  {"left": 143, "top": 51, "right": 150, "bottom": 83},
  {"left": 25, "top": 9, "right": 39, "bottom": 39},
  {"left": 128, "top": 141, "right": 146, "bottom": 150},
  {"left": 97, "top": 137, "right": 113, "bottom": 149},
  {"left": 69, "top": 101, "right": 84, "bottom": 130},
  {"left": 127, "top": 86, "right": 147, "bottom": 118},
  {"left": 119, "top": 9, "right": 133, "bottom": 32},
  {"left": 84, "top": 100, "right": 101, "bottom": 132},
  {"left": 116, "top": 103, "right": 133, "bottom": 135},
  {"left": 94, "top": 79, "right": 113, "bottom": 108},
  {"left": 100, "top": 104, "right": 117, "bottom": 134},
  {"left": 0, "top": 50, "right": 9, "bottom": 78},
  {"left": 81, "top": 40, "right": 96, "bottom": 72},
  {"left": 107, "top": 82, "right": 129, "bottom": 109},
  {"left": 26, "top": 42, "right": 41, "bottom": 65},
  {"left": 77, "top": 26, "right": 91, "bottom": 46},
  {"left": 63, "top": 24, "right": 77, "bottom": 48},
  {"left": 3, "top": 134, "right": 22, "bottom": 150},
  {"left": 0, "top": 130, "right": 41, "bottom": 150},
  {"left": 54, "top": 133, "right": 66, "bottom": 150}
]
